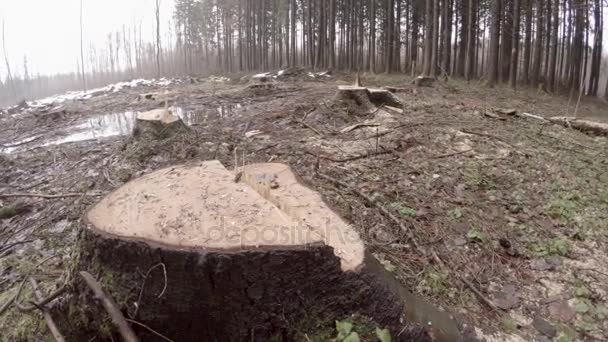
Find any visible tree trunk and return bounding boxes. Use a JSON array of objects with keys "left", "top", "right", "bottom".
[
  {"left": 422, "top": 0, "right": 433, "bottom": 76},
  {"left": 464, "top": 0, "right": 475, "bottom": 80},
  {"left": 430, "top": 0, "right": 439, "bottom": 76},
  {"left": 487, "top": 0, "right": 501, "bottom": 87},
  {"left": 531, "top": 0, "right": 543, "bottom": 87},
  {"left": 523, "top": 0, "right": 532, "bottom": 84},
  {"left": 547, "top": 0, "right": 559, "bottom": 92},
  {"left": 500, "top": 0, "right": 513, "bottom": 82},
  {"left": 509, "top": 0, "right": 521, "bottom": 88}
]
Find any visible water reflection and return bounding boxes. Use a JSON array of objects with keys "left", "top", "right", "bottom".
[
  {"left": 174, "top": 104, "right": 242, "bottom": 126},
  {"left": 1, "top": 104, "right": 243, "bottom": 153},
  {"left": 46, "top": 111, "right": 137, "bottom": 147}
]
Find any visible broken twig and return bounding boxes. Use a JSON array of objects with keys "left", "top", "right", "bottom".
[
  {"left": 125, "top": 319, "right": 175, "bottom": 342},
  {"left": 305, "top": 149, "right": 392, "bottom": 163},
  {"left": 315, "top": 171, "right": 425, "bottom": 255},
  {"left": 29, "top": 278, "right": 66, "bottom": 342},
  {"left": 460, "top": 129, "right": 515, "bottom": 147},
  {"left": 131, "top": 263, "right": 167, "bottom": 319},
  {"left": 293, "top": 117, "right": 323, "bottom": 136},
  {"left": 80, "top": 271, "right": 139, "bottom": 342}
]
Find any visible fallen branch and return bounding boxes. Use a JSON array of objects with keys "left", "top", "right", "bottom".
[
  {"left": 15, "top": 285, "right": 67, "bottom": 312},
  {"left": 518, "top": 112, "right": 548, "bottom": 122},
  {"left": 131, "top": 263, "right": 167, "bottom": 319},
  {"left": 460, "top": 129, "right": 515, "bottom": 147},
  {"left": 29, "top": 278, "right": 66, "bottom": 342},
  {"left": 430, "top": 251, "right": 502, "bottom": 312},
  {"left": 306, "top": 149, "right": 393, "bottom": 163},
  {"left": 125, "top": 319, "right": 175, "bottom": 342},
  {"left": 80, "top": 271, "right": 139, "bottom": 342},
  {"left": 0, "top": 239, "right": 35, "bottom": 255},
  {"left": 0, "top": 192, "right": 94, "bottom": 199},
  {"left": 293, "top": 116, "right": 323, "bottom": 136},
  {"left": 315, "top": 171, "right": 425, "bottom": 256},
  {"left": 458, "top": 275, "right": 502, "bottom": 312},
  {"left": 340, "top": 122, "right": 381, "bottom": 133},
  {"left": 5, "top": 255, "right": 59, "bottom": 315},
  {"left": 432, "top": 149, "right": 473, "bottom": 159}
]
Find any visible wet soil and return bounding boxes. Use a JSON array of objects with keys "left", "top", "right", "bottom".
[{"left": 0, "top": 73, "right": 607, "bottom": 341}]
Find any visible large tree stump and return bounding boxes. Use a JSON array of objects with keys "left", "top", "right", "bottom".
[
  {"left": 68, "top": 161, "right": 463, "bottom": 341},
  {"left": 335, "top": 86, "right": 377, "bottom": 113},
  {"left": 134, "top": 108, "right": 187, "bottom": 139}
]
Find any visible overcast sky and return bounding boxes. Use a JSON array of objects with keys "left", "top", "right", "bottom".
[
  {"left": 0, "top": 0, "right": 174, "bottom": 78},
  {"left": 0, "top": 1, "right": 607, "bottom": 80}
]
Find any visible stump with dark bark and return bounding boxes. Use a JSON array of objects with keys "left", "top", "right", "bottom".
[
  {"left": 414, "top": 76, "right": 436, "bottom": 87},
  {"left": 367, "top": 88, "right": 404, "bottom": 108},
  {"left": 65, "top": 161, "right": 464, "bottom": 341},
  {"left": 335, "top": 86, "right": 377, "bottom": 113},
  {"left": 133, "top": 108, "right": 187, "bottom": 139}
]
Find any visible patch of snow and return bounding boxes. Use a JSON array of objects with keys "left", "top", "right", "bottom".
[
  {"left": 252, "top": 72, "right": 271, "bottom": 79},
  {"left": 16, "top": 78, "right": 178, "bottom": 111},
  {"left": 278, "top": 70, "right": 285, "bottom": 76}
]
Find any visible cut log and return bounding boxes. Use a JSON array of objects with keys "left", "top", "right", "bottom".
[
  {"left": 549, "top": 117, "right": 608, "bottom": 136},
  {"left": 64, "top": 161, "right": 462, "bottom": 341},
  {"left": 414, "top": 76, "right": 436, "bottom": 87},
  {"left": 134, "top": 108, "right": 187, "bottom": 139}
]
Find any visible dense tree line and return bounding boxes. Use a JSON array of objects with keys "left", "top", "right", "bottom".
[
  {"left": 172, "top": 0, "right": 607, "bottom": 95},
  {"left": 2, "top": 0, "right": 608, "bottom": 107}
]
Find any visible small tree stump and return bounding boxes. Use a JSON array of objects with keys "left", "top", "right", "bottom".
[
  {"left": 134, "top": 108, "right": 187, "bottom": 139},
  {"left": 64, "top": 161, "right": 456, "bottom": 341},
  {"left": 414, "top": 76, "right": 436, "bottom": 87}
]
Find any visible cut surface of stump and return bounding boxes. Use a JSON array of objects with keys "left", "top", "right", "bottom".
[
  {"left": 73, "top": 161, "right": 461, "bottom": 341},
  {"left": 87, "top": 160, "right": 320, "bottom": 251},
  {"left": 134, "top": 108, "right": 187, "bottom": 138}
]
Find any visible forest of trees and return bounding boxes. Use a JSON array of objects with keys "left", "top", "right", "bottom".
[{"left": 1, "top": 0, "right": 608, "bottom": 107}]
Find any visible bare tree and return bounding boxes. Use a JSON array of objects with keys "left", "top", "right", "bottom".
[
  {"left": 80, "top": 0, "right": 87, "bottom": 90},
  {"left": 2, "top": 20, "right": 16, "bottom": 99},
  {"left": 155, "top": 0, "right": 162, "bottom": 78}
]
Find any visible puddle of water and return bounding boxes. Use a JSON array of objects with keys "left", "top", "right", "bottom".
[
  {"left": 174, "top": 104, "right": 242, "bottom": 126},
  {"left": 46, "top": 111, "right": 137, "bottom": 147},
  {"left": 1, "top": 104, "right": 243, "bottom": 154}
]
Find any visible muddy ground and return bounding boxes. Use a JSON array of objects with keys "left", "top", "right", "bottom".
[{"left": 0, "top": 72, "right": 607, "bottom": 341}]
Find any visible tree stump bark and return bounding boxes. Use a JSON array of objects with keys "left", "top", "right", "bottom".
[
  {"left": 367, "top": 88, "right": 404, "bottom": 108},
  {"left": 133, "top": 108, "right": 187, "bottom": 139},
  {"left": 64, "top": 161, "right": 462, "bottom": 341},
  {"left": 335, "top": 86, "right": 376, "bottom": 113},
  {"left": 414, "top": 76, "right": 436, "bottom": 87}
]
